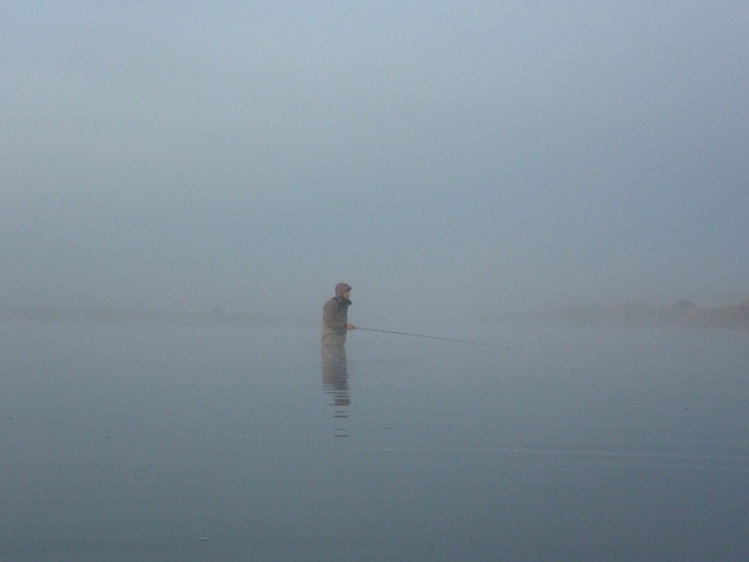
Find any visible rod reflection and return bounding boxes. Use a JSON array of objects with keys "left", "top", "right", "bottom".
[{"left": 321, "top": 345, "right": 349, "bottom": 437}]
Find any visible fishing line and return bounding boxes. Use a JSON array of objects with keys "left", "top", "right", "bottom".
[{"left": 356, "top": 327, "right": 508, "bottom": 349}]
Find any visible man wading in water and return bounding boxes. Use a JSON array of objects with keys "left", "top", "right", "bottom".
[{"left": 321, "top": 283, "right": 355, "bottom": 347}]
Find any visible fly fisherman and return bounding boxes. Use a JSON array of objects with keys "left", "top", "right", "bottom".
[{"left": 322, "top": 283, "right": 355, "bottom": 347}]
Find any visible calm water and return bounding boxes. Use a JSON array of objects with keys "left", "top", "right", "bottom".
[{"left": 0, "top": 322, "right": 747, "bottom": 561}]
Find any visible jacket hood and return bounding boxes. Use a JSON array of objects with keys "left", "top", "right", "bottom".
[{"left": 335, "top": 283, "right": 352, "bottom": 298}]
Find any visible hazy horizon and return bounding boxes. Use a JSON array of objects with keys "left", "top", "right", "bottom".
[{"left": 3, "top": 2, "right": 747, "bottom": 323}]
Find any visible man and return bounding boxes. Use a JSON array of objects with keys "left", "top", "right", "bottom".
[{"left": 321, "top": 282, "right": 355, "bottom": 347}]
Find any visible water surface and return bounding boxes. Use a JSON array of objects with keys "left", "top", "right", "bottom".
[{"left": 1, "top": 322, "right": 747, "bottom": 561}]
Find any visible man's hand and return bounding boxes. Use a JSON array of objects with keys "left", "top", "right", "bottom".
[{"left": 346, "top": 324, "right": 356, "bottom": 331}]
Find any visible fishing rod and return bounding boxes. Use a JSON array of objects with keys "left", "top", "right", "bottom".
[{"left": 355, "top": 327, "right": 508, "bottom": 349}]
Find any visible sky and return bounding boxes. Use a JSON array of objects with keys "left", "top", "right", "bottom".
[{"left": 2, "top": 1, "right": 748, "bottom": 325}]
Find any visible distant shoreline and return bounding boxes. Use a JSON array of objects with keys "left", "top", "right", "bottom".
[
  {"left": 3, "top": 300, "right": 748, "bottom": 329},
  {"left": 483, "top": 300, "right": 749, "bottom": 329},
  {"left": 0, "top": 305, "right": 276, "bottom": 327}
]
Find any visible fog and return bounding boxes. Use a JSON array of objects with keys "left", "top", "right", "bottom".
[{"left": 2, "top": 2, "right": 748, "bottom": 325}]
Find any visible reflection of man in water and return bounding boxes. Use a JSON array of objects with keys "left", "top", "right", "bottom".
[
  {"left": 321, "top": 345, "right": 349, "bottom": 407},
  {"left": 321, "top": 283, "right": 355, "bottom": 347}
]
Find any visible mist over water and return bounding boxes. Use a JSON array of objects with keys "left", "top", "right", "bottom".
[
  {"left": 2, "top": 3, "right": 748, "bottom": 558},
  {"left": 2, "top": 2, "right": 748, "bottom": 316},
  {"left": 1, "top": 321, "right": 747, "bottom": 561}
]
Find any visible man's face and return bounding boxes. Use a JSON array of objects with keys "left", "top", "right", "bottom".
[{"left": 342, "top": 290, "right": 351, "bottom": 300}]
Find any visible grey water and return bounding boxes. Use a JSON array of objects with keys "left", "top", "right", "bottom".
[{"left": 1, "top": 322, "right": 747, "bottom": 561}]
